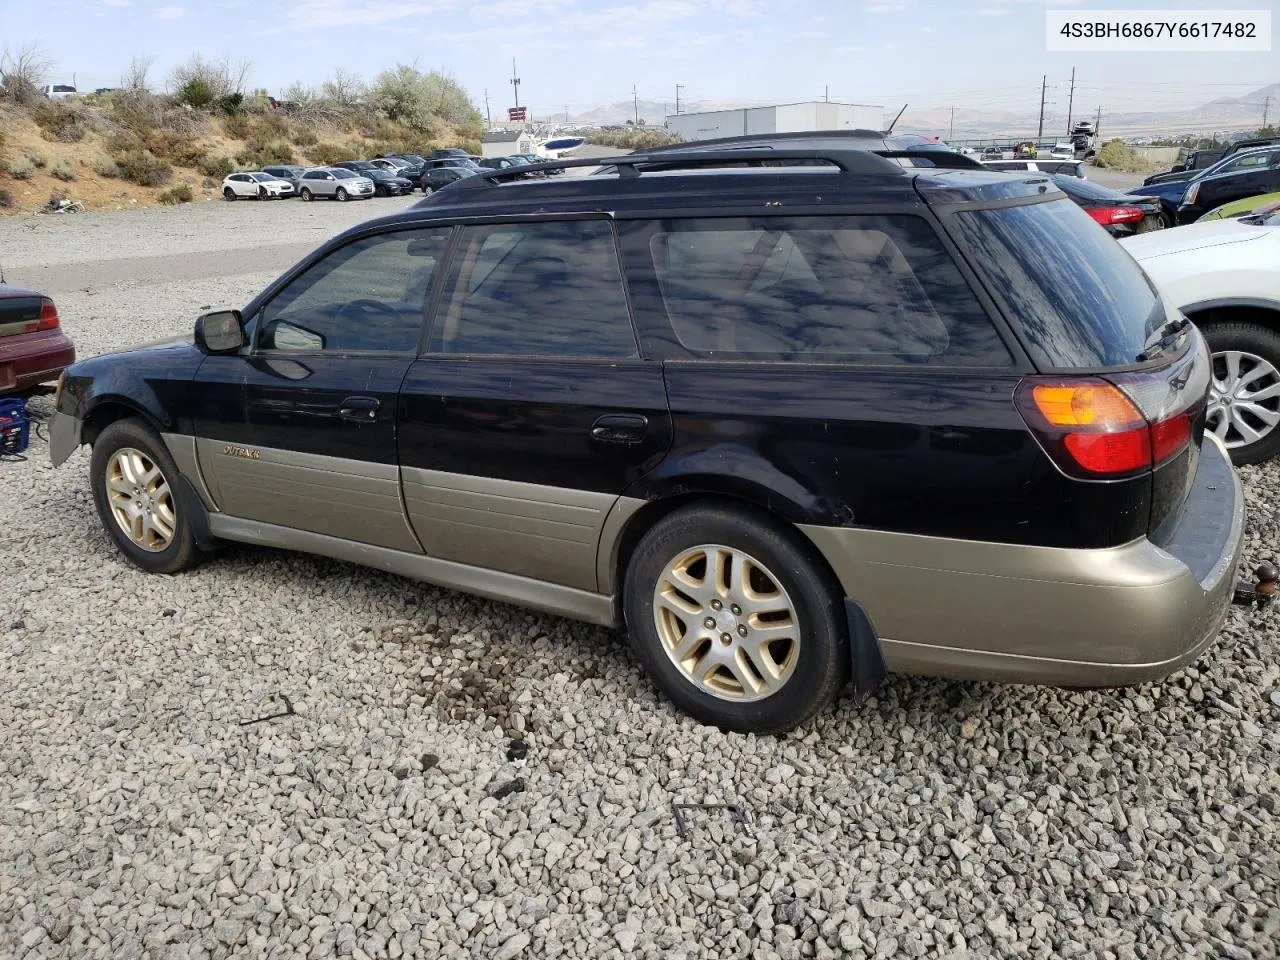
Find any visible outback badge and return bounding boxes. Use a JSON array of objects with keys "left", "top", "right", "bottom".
[{"left": 222, "top": 444, "right": 260, "bottom": 460}]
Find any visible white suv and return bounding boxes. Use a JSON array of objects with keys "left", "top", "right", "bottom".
[{"left": 1122, "top": 210, "right": 1280, "bottom": 463}]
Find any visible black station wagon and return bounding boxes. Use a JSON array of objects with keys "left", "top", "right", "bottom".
[{"left": 50, "top": 145, "right": 1244, "bottom": 733}]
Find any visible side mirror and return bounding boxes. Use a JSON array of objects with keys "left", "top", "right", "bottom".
[{"left": 195, "top": 310, "right": 245, "bottom": 353}]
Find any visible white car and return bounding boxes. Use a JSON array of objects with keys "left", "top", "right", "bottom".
[
  {"left": 42, "top": 84, "right": 77, "bottom": 100},
  {"left": 221, "top": 172, "right": 295, "bottom": 201},
  {"left": 1121, "top": 209, "right": 1280, "bottom": 464},
  {"left": 1050, "top": 142, "right": 1076, "bottom": 160}
]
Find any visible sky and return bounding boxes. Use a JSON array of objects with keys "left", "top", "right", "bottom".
[{"left": 5, "top": 0, "right": 1276, "bottom": 126}]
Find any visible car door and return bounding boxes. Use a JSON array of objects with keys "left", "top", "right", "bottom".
[
  {"left": 1198, "top": 151, "right": 1277, "bottom": 211},
  {"left": 193, "top": 226, "right": 454, "bottom": 551},
  {"left": 397, "top": 217, "right": 672, "bottom": 592}
]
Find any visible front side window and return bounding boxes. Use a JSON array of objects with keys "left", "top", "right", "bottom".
[
  {"left": 632, "top": 215, "right": 1011, "bottom": 365},
  {"left": 428, "top": 220, "right": 638, "bottom": 359},
  {"left": 258, "top": 229, "right": 451, "bottom": 354}
]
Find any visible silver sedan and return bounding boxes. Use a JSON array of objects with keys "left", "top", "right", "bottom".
[{"left": 297, "top": 167, "right": 376, "bottom": 202}]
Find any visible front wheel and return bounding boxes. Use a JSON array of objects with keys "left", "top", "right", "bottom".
[
  {"left": 90, "top": 419, "right": 200, "bottom": 574},
  {"left": 223, "top": 187, "right": 236, "bottom": 201},
  {"left": 1200, "top": 321, "right": 1280, "bottom": 465},
  {"left": 335, "top": 187, "right": 348, "bottom": 202},
  {"left": 300, "top": 188, "right": 313, "bottom": 202},
  {"left": 421, "top": 185, "right": 433, "bottom": 196},
  {"left": 623, "top": 504, "right": 848, "bottom": 734}
]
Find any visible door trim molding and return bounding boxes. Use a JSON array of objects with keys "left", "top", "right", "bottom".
[{"left": 207, "top": 513, "right": 621, "bottom": 627}]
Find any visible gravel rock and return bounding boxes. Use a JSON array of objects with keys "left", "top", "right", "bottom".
[{"left": 0, "top": 200, "right": 1278, "bottom": 960}]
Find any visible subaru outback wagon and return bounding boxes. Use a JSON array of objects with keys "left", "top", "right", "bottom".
[{"left": 50, "top": 146, "right": 1243, "bottom": 733}]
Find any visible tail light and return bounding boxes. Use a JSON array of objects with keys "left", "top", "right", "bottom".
[
  {"left": 1015, "top": 332, "right": 1207, "bottom": 479},
  {"left": 1086, "top": 205, "right": 1145, "bottom": 226},
  {"left": 23, "top": 298, "right": 60, "bottom": 333}
]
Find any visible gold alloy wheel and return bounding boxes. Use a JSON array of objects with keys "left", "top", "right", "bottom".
[
  {"left": 104, "top": 447, "right": 176, "bottom": 552},
  {"left": 652, "top": 544, "right": 801, "bottom": 702}
]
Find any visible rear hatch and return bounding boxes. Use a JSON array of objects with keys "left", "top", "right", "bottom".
[{"left": 927, "top": 185, "right": 1209, "bottom": 539}]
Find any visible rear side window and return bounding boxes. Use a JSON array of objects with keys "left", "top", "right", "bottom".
[
  {"left": 631, "top": 215, "right": 1011, "bottom": 365},
  {"left": 428, "top": 220, "right": 638, "bottom": 359},
  {"left": 950, "top": 198, "right": 1162, "bottom": 369}
]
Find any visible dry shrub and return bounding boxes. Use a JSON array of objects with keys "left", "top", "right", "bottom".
[
  {"left": 8, "top": 156, "right": 35, "bottom": 179},
  {"left": 248, "top": 112, "right": 289, "bottom": 140},
  {"left": 236, "top": 138, "right": 294, "bottom": 167},
  {"left": 111, "top": 89, "right": 208, "bottom": 138},
  {"left": 26, "top": 151, "right": 46, "bottom": 169},
  {"left": 309, "top": 141, "right": 358, "bottom": 165},
  {"left": 222, "top": 113, "right": 251, "bottom": 140},
  {"left": 49, "top": 156, "right": 75, "bottom": 181},
  {"left": 157, "top": 184, "right": 193, "bottom": 204},
  {"left": 113, "top": 149, "right": 172, "bottom": 186},
  {"left": 198, "top": 155, "right": 234, "bottom": 178},
  {"left": 33, "top": 101, "right": 89, "bottom": 143},
  {"left": 289, "top": 123, "right": 318, "bottom": 147},
  {"left": 92, "top": 155, "right": 120, "bottom": 178},
  {"left": 0, "top": 186, "right": 13, "bottom": 208}
]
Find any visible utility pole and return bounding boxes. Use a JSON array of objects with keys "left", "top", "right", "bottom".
[
  {"left": 675, "top": 83, "right": 683, "bottom": 114},
  {"left": 565, "top": 104, "right": 570, "bottom": 123},
  {"left": 1263, "top": 94, "right": 1271, "bottom": 128},
  {"left": 949, "top": 106, "right": 955, "bottom": 141},
  {"left": 825, "top": 85, "right": 829, "bottom": 103},
  {"left": 1094, "top": 104, "right": 1101, "bottom": 135},
  {"left": 1065, "top": 66, "right": 1076, "bottom": 136},
  {"left": 484, "top": 89, "right": 491, "bottom": 127},
  {"left": 510, "top": 58, "right": 520, "bottom": 109},
  {"left": 1037, "top": 74, "right": 1046, "bottom": 139},
  {"left": 633, "top": 84, "right": 639, "bottom": 125}
]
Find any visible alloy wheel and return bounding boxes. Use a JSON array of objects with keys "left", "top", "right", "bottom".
[
  {"left": 104, "top": 447, "right": 177, "bottom": 552},
  {"left": 652, "top": 544, "right": 800, "bottom": 702},
  {"left": 1208, "top": 349, "right": 1280, "bottom": 450}
]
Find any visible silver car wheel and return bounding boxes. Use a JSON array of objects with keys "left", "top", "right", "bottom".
[
  {"left": 1208, "top": 349, "right": 1280, "bottom": 450},
  {"left": 105, "top": 447, "right": 176, "bottom": 552},
  {"left": 652, "top": 543, "right": 800, "bottom": 702}
]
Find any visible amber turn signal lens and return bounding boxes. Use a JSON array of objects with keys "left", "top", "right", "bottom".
[{"left": 1031, "top": 383, "right": 1144, "bottom": 430}]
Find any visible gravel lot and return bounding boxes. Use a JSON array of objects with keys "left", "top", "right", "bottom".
[{"left": 2, "top": 197, "right": 1279, "bottom": 960}]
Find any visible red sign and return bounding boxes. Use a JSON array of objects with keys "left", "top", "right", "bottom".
[{"left": 507, "top": 106, "right": 527, "bottom": 121}]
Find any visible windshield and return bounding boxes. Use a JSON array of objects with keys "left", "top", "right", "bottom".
[
  {"left": 949, "top": 198, "right": 1165, "bottom": 369},
  {"left": 1199, "top": 147, "right": 1279, "bottom": 180},
  {"left": 248, "top": 173, "right": 274, "bottom": 182},
  {"left": 331, "top": 169, "right": 358, "bottom": 179}
]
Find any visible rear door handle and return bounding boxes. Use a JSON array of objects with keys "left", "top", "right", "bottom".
[
  {"left": 338, "top": 396, "right": 380, "bottom": 422},
  {"left": 591, "top": 414, "right": 648, "bottom": 444}
]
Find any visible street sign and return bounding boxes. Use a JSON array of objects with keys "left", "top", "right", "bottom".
[{"left": 508, "top": 106, "right": 527, "bottom": 122}]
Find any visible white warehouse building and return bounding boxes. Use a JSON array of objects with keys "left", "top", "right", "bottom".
[{"left": 664, "top": 101, "right": 883, "bottom": 142}]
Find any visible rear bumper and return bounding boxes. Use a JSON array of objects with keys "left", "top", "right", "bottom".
[
  {"left": 0, "top": 330, "right": 75, "bottom": 393},
  {"left": 800, "top": 434, "right": 1244, "bottom": 687}
]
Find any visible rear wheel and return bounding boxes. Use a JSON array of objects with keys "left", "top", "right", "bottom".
[
  {"left": 90, "top": 419, "right": 200, "bottom": 574},
  {"left": 300, "top": 187, "right": 313, "bottom": 201},
  {"left": 623, "top": 504, "right": 848, "bottom": 734},
  {"left": 335, "top": 187, "right": 348, "bottom": 202},
  {"left": 1200, "top": 321, "right": 1280, "bottom": 465},
  {"left": 223, "top": 187, "right": 236, "bottom": 201},
  {"left": 421, "top": 185, "right": 433, "bottom": 196}
]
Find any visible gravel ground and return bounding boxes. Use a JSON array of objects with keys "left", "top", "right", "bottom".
[{"left": 2, "top": 199, "right": 1280, "bottom": 960}]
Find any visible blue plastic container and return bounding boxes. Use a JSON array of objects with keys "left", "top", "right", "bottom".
[{"left": 0, "top": 397, "right": 30, "bottom": 455}]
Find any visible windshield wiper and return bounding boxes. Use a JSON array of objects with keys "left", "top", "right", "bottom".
[{"left": 1135, "top": 314, "right": 1190, "bottom": 362}]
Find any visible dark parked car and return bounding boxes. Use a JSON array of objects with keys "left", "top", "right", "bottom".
[
  {"left": 378, "top": 153, "right": 427, "bottom": 178},
  {"left": 334, "top": 161, "right": 415, "bottom": 197},
  {"left": 262, "top": 165, "right": 306, "bottom": 192},
  {"left": 1130, "top": 145, "right": 1280, "bottom": 225},
  {"left": 1050, "top": 174, "right": 1164, "bottom": 237},
  {"left": 477, "top": 156, "right": 531, "bottom": 176},
  {"left": 1176, "top": 146, "right": 1280, "bottom": 224},
  {"left": 418, "top": 160, "right": 480, "bottom": 193},
  {"left": 1146, "top": 136, "right": 1280, "bottom": 185},
  {"left": 49, "top": 146, "right": 1242, "bottom": 734},
  {"left": 982, "top": 159, "right": 1086, "bottom": 178},
  {"left": 1, "top": 285, "right": 75, "bottom": 394}
]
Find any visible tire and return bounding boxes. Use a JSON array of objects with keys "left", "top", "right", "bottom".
[
  {"left": 1161, "top": 211, "right": 1175, "bottom": 230},
  {"left": 90, "top": 418, "right": 201, "bottom": 575},
  {"left": 374, "top": 184, "right": 387, "bottom": 197},
  {"left": 335, "top": 187, "right": 348, "bottom": 202},
  {"left": 1199, "top": 321, "right": 1280, "bottom": 466},
  {"left": 623, "top": 504, "right": 848, "bottom": 734},
  {"left": 300, "top": 188, "right": 313, "bottom": 202},
  {"left": 223, "top": 187, "right": 236, "bottom": 201},
  {"left": 258, "top": 186, "right": 268, "bottom": 200},
  {"left": 421, "top": 185, "right": 433, "bottom": 196}
]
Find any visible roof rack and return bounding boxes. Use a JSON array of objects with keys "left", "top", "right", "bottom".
[
  {"left": 452, "top": 148, "right": 907, "bottom": 191},
  {"left": 629, "top": 129, "right": 891, "bottom": 154}
]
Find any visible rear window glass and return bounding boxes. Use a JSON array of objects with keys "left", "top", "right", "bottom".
[
  {"left": 1049, "top": 175, "right": 1127, "bottom": 201},
  {"left": 950, "top": 198, "right": 1162, "bottom": 369},
  {"left": 639, "top": 215, "right": 1012, "bottom": 365}
]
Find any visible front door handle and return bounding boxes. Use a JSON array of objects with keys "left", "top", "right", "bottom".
[
  {"left": 338, "top": 396, "right": 380, "bottom": 422},
  {"left": 591, "top": 414, "right": 648, "bottom": 444}
]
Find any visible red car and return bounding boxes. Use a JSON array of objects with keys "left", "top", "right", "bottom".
[{"left": 0, "top": 285, "right": 75, "bottom": 394}]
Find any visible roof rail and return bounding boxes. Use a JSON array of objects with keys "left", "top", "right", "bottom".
[
  {"left": 630, "top": 129, "right": 889, "bottom": 154},
  {"left": 452, "top": 148, "right": 905, "bottom": 191}
]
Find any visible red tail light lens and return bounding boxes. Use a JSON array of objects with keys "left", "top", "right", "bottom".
[
  {"left": 1016, "top": 378, "right": 1194, "bottom": 479},
  {"left": 25, "top": 298, "right": 60, "bottom": 332},
  {"left": 1086, "top": 205, "right": 1146, "bottom": 226}
]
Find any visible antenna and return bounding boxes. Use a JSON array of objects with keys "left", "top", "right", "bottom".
[
  {"left": 510, "top": 59, "right": 520, "bottom": 109},
  {"left": 885, "top": 103, "right": 908, "bottom": 134}
]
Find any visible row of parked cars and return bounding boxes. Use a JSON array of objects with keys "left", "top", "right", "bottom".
[
  {"left": 14, "top": 128, "right": 1280, "bottom": 734},
  {"left": 221, "top": 149, "right": 563, "bottom": 203}
]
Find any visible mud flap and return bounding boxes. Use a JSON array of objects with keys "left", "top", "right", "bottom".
[{"left": 845, "top": 598, "right": 887, "bottom": 701}]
